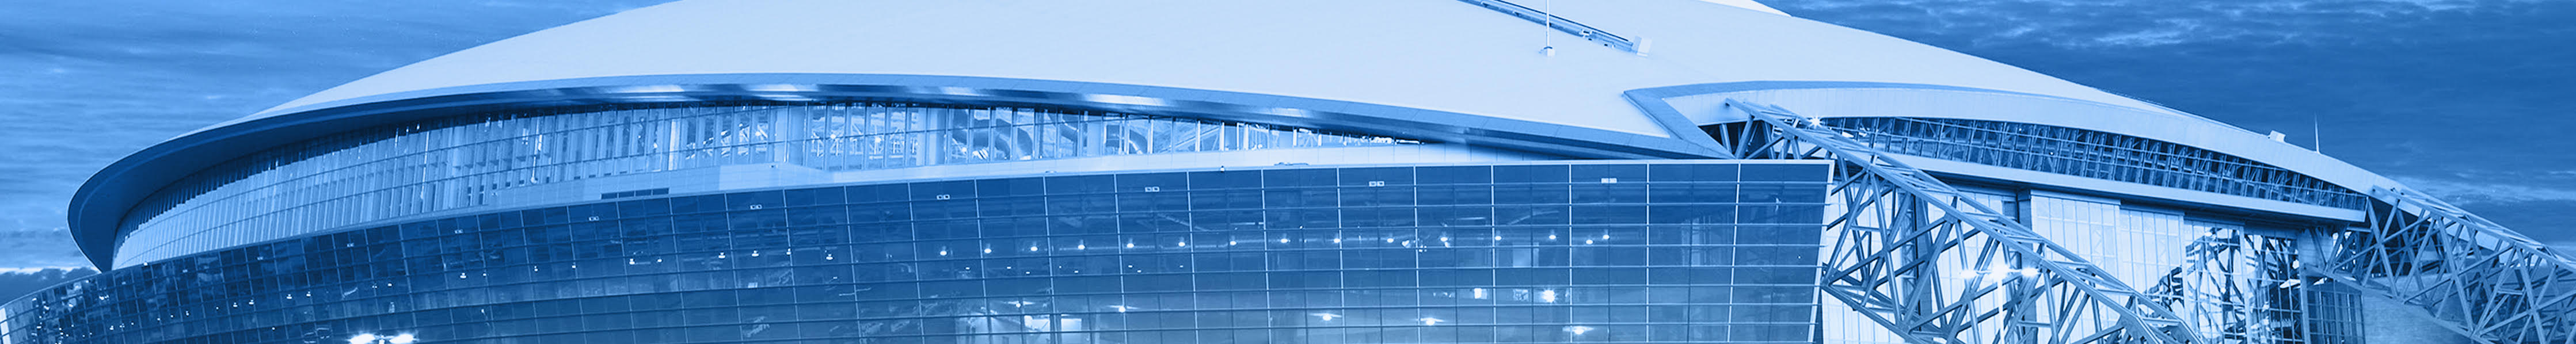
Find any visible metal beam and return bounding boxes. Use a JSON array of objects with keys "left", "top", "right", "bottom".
[
  {"left": 2317, "top": 188, "right": 2576, "bottom": 343},
  {"left": 1722, "top": 100, "right": 2201, "bottom": 344}
]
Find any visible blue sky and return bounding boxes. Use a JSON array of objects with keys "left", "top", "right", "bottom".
[{"left": 0, "top": 0, "right": 2569, "bottom": 272}]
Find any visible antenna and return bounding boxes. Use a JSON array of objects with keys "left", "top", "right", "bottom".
[{"left": 2312, "top": 113, "right": 2322, "bottom": 153}]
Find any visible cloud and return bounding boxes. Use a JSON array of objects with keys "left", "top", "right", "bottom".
[
  {"left": 0, "top": 228, "right": 91, "bottom": 269},
  {"left": 0, "top": 267, "right": 88, "bottom": 274},
  {"left": 1766, "top": 0, "right": 2576, "bottom": 242},
  {"left": 2395, "top": 176, "right": 2576, "bottom": 204},
  {"left": 1774, "top": 0, "right": 2566, "bottom": 49},
  {"left": 0, "top": 1, "right": 672, "bottom": 268}
]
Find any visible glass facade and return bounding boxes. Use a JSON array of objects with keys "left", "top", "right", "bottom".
[
  {"left": 9, "top": 162, "right": 1831, "bottom": 344},
  {"left": 119, "top": 102, "right": 1417, "bottom": 266}
]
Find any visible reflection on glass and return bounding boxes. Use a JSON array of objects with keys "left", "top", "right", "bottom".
[
  {"left": 119, "top": 103, "right": 1416, "bottom": 266},
  {"left": 12, "top": 163, "right": 1828, "bottom": 344}
]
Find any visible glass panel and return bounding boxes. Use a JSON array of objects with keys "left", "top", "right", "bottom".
[{"left": 20, "top": 162, "right": 1828, "bottom": 344}]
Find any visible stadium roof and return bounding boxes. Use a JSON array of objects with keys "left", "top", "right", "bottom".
[{"left": 74, "top": 0, "right": 2404, "bottom": 267}]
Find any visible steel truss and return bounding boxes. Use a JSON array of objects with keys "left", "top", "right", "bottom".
[
  {"left": 1809, "top": 117, "right": 2368, "bottom": 209},
  {"left": 2318, "top": 188, "right": 2576, "bottom": 343},
  {"left": 1717, "top": 100, "right": 2201, "bottom": 344},
  {"left": 2148, "top": 229, "right": 2309, "bottom": 343}
]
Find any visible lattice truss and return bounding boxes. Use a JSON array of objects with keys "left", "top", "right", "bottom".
[
  {"left": 1715, "top": 100, "right": 2201, "bottom": 344},
  {"left": 2147, "top": 229, "right": 2310, "bottom": 343},
  {"left": 2320, "top": 188, "right": 2576, "bottom": 344}
]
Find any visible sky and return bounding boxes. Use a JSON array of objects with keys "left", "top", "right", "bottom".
[{"left": 0, "top": 0, "right": 2568, "bottom": 277}]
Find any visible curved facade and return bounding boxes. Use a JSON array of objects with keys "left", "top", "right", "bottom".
[
  {"left": 14, "top": 1, "right": 2529, "bottom": 344},
  {"left": 113, "top": 102, "right": 1422, "bottom": 267},
  {"left": 15, "top": 162, "right": 1832, "bottom": 343}
]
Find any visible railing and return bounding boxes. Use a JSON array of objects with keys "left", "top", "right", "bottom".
[
  {"left": 1816, "top": 117, "right": 2368, "bottom": 210},
  {"left": 1453, "top": 0, "right": 1642, "bottom": 53}
]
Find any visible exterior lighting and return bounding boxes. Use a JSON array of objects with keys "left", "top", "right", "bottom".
[{"left": 348, "top": 332, "right": 416, "bottom": 344}]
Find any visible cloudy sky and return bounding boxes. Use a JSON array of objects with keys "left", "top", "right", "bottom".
[{"left": 0, "top": 0, "right": 2569, "bottom": 276}]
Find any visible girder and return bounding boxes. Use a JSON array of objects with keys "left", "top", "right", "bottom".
[
  {"left": 2318, "top": 188, "right": 2576, "bottom": 343},
  {"left": 1719, "top": 100, "right": 2202, "bottom": 344}
]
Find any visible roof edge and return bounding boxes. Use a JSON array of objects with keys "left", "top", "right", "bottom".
[{"left": 74, "top": 74, "right": 1732, "bottom": 268}]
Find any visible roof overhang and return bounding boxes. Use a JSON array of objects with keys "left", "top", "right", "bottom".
[{"left": 70, "top": 73, "right": 1729, "bottom": 268}]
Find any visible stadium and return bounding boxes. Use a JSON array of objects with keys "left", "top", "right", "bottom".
[{"left": 8, "top": 1, "right": 2563, "bottom": 343}]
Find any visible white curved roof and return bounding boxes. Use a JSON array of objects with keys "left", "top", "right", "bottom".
[
  {"left": 248, "top": 0, "right": 2182, "bottom": 138},
  {"left": 229, "top": 0, "right": 2407, "bottom": 211},
  {"left": 1697, "top": 0, "right": 1791, "bottom": 16}
]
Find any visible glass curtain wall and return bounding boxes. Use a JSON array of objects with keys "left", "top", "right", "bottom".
[
  {"left": 9, "top": 162, "right": 1830, "bottom": 344},
  {"left": 119, "top": 103, "right": 1416, "bottom": 266}
]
